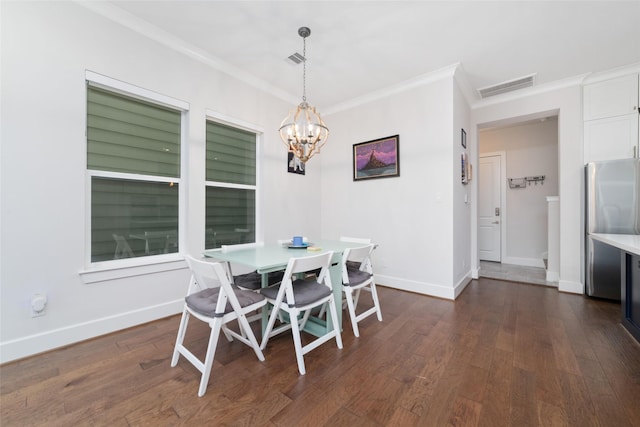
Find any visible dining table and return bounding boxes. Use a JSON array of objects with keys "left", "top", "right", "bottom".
[{"left": 203, "top": 239, "right": 365, "bottom": 337}]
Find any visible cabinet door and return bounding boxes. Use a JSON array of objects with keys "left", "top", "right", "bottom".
[
  {"left": 622, "top": 253, "right": 640, "bottom": 343},
  {"left": 631, "top": 254, "right": 640, "bottom": 328},
  {"left": 584, "top": 113, "right": 639, "bottom": 162},
  {"left": 583, "top": 74, "right": 638, "bottom": 121}
]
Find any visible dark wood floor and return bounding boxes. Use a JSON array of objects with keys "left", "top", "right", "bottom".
[{"left": 2, "top": 278, "right": 640, "bottom": 426}]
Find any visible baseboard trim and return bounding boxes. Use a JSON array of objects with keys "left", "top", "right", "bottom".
[
  {"left": 375, "top": 274, "right": 455, "bottom": 300},
  {"left": 453, "top": 274, "right": 473, "bottom": 299},
  {"left": 558, "top": 279, "right": 584, "bottom": 295},
  {"left": 0, "top": 300, "right": 183, "bottom": 364}
]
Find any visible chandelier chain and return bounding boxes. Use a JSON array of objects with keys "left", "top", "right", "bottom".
[{"left": 302, "top": 36, "right": 307, "bottom": 103}]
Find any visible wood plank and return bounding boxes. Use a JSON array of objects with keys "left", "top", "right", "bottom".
[
  {"left": 536, "top": 400, "right": 569, "bottom": 426},
  {"left": 447, "top": 396, "right": 482, "bottom": 426},
  {"left": 509, "top": 366, "right": 538, "bottom": 426},
  {"left": 477, "top": 348, "right": 512, "bottom": 427},
  {"left": 2, "top": 281, "right": 639, "bottom": 426}
]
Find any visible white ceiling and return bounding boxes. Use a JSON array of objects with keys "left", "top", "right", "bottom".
[{"left": 96, "top": 1, "right": 640, "bottom": 111}]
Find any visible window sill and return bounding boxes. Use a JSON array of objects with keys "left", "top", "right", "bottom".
[{"left": 79, "top": 254, "right": 187, "bottom": 284}]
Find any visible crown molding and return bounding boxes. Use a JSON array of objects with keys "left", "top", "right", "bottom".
[
  {"left": 582, "top": 62, "right": 640, "bottom": 85},
  {"left": 324, "top": 63, "right": 459, "bottom": 116},
  {"left": 76, "top": 1, "right": 299, "bottom": 106},
  {"left": 74, "top": 2, "right": 640, "bottom": 117},
  {"left": 453, "top": 64, "right": 477, "bottom": 106}
]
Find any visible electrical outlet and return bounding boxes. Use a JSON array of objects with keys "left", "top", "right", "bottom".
[{"left": 31, "top": 293, "right": 47, "bottom": 317}]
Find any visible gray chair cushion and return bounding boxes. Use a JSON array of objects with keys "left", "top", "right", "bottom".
[
  {"left": 346, "top": 260, "right": 361, "bottom": 270},
  {"left": 186, "top": 287, "right": 265, "bottom": 317},
  {"left": 260, "top": 277, "right": 332, "bottom": 308},
  {"left": 345, "top": 265, "right": 372, "bottom": 286},
  {"left": 233, "top": 271, "right": 262, "bottom": 290},
  {"left": 234, "top": 271, "right": 284, "bottom": 291}
]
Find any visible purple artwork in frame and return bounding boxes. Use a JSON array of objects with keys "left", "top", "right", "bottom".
[{"left": 353, "top": 135, "right": 400, "bottom": 181}]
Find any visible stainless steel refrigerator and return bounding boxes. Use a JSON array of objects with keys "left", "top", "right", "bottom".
[{"left": 585, "top": 158, "right": 640, "bottom": 300}]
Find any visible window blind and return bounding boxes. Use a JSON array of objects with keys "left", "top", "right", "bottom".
[
  {"left": 87, "top": 86, "right": 181, "bottom": 178},
  {"left": 205, "top": 120, "right": 257, "bottom": 249},
  {"left": 206, "top": 121, "right": 256, "bottom": 185},
  {"left": 91, "top": 177, "right": 179, "bottom": 262},
  {"left": 205, "top": 186, "right": 255, "bottom": 248}
]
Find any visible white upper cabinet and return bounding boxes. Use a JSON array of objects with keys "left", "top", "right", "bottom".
[
  {"left": 584, "top": 74, "right": 638, "bottom": 121},
  {"left": 583, "top": 73, "right": 639, "bottom": 163},
  {"left": 584, "top": 114, "right": 639, "bottom": 162}
]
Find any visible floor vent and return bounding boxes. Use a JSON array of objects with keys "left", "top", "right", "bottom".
[
  {"left": 477, "top": 74, "right": 536, "bottom": 99},
  {"left": 287, "top": 52, "right": 305, "bottom": 65}
]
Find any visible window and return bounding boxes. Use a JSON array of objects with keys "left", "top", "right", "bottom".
[
  {"left": 205, "top": 120, "right": 257, "bottom": 249},
  {"left": 86, "top": 77, "right": 185, "bottom": 263}
]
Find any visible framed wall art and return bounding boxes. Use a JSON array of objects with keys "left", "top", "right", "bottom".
[
  {"left": 287, "top": 152, "right": 305, "bottom": 175},
  {"left": 461, "top": 152, "right": 468, "bottom": 185},
  {"left": 353, "top": 135, "right": 400, "bottom": 181}
]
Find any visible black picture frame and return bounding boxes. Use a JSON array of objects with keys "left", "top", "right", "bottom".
[
  {"left": 353, "top": 135, "right": 400, "bottom": 181},
  {"left": 287, "top": 152, "right": 305, "bottom": 175},
  {"left": 461, "top": 128, "right": 467, "bottom": 149}
]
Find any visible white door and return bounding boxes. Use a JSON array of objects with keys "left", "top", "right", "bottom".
[{"left": 479, "top": 154, "right": 502, "bottom": 261}]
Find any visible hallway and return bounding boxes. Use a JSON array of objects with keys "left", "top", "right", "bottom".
[{"left": 479, "top": 260, "right": 555, "bottom": 287}]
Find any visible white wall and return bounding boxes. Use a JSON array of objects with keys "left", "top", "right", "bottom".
[
  {"left": 471, "top": 82, "right": 584, "bottom": 294},
  {"left": 0, "top": 2, "right": 322, "bottom": 362},
  {"left": 319, "top": 71, "right": 471, "bottom": 299},
  {"left": 480, "top": 117, "right": 559, "bottom": 267},
  {"left": 452, "top": 76, "right": 473, "bottom": 294}
]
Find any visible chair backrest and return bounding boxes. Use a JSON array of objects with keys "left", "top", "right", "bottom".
[
  {"left": 184, "top": 255, "right": 244, "bottom": 317},
  {"left": 288, "top": 251, "right": 333, "bottom": 273},
  {"left": 340, "top": 236, "right": 372, "bottom": 244},
  {"left": 113, "top": 234, "right": 134, "bottom": 259},
  {"left": 274, "top": 251, "right": 333, "bottom": 308},
  {"left": 215, "top": 242, "right": 264, "bottom": 283},
  {"left": 184, "top": 256, "right": 224, "bottom": 292},
  {"left": 342, "top": 244, "right": 375, "bottom": 283}
]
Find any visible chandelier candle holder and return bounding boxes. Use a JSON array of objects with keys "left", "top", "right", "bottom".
[{"left": 279, "top": 27, "right": 329, "bottom": 163}]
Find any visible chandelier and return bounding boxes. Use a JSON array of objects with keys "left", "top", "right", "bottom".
[{"left": 279, "top": 27, "right": 329, "bottom": 163}]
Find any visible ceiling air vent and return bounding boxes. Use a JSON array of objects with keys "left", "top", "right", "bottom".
[
  {"left": 287, "top": 52, "right": 305, "bottom": 65},
  {"left": 477, "top": 74, "right": 536, "bottom": 99}
]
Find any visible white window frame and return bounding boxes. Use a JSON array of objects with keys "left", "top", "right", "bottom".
[
  {"left": 80, "top": 71, "right": 189, "bottom": 283},
  {"left": 205, "top": 110, "right": 263, "bottom": 247}
]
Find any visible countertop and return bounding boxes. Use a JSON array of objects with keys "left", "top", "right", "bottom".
[{"left": 590, "top": 233, "right": 640, "bottom": 256}]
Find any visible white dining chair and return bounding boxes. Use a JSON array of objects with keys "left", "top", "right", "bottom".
[
  {"left": 340, "top": 236, "right": 373, "bottom": 272},
  {"left": 259, "top": 251, "right": 343, "bottom": 375},
  {"left": 171, "top": 256, "right": 267, "bottom": 397},
  {"left": 341, "top": 243, "right": 382, "bottom": 337},
  {"left": 339, "top": 236, "right": 372, "bottom": 244},
  {"left": 219, "top": 242, "right": 283, "bottom": 291}
]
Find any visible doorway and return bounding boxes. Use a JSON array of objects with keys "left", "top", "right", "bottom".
[{"left": 477, "top": 116, "right": 559, "bottom": 285}]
